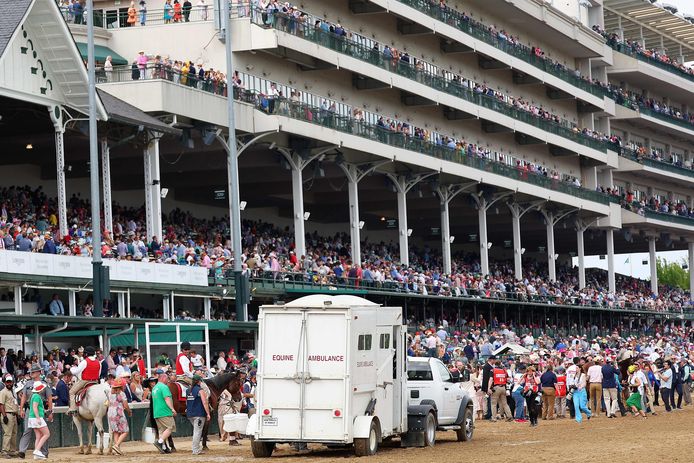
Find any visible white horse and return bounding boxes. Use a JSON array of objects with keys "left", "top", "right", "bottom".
[{"left": 72, "top": 382, "right": 110, "bottom": 455}]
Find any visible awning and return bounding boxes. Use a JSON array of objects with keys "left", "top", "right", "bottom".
[
  {"left": 75, "top": 42, "right": 128, "bottom": 65},
  {"left": 493, "top": 343, "right": 531, "bottom": 356},
  {"left": 98, "top": 88, "right": 182, "bottom": 136}
]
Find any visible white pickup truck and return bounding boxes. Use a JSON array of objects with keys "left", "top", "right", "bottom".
[{"left": 405, "top": 357, "right": 474, "bottom": 446}]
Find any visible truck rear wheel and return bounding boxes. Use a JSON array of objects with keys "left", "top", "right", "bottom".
[
  {"left": 456, "top": 407, "right": 474, "bottom": 442},
  {"left": 424, "top": 412, "right": 436, "bottom": 447},
  {"left": 250, "top": 438, "right": 275, "bottom": 458},
  {"left": 354, "top": 420, "right": 380, "bottom": 456}
]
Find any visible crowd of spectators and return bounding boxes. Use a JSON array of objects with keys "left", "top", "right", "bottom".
[
  {"left": 408, "top": 318, "right": 693, "bottom": 424},
  {"left": 0, "top": 185, "right": 691, "bottom": 314}
]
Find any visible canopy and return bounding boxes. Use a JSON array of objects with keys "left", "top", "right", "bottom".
[
  {"left": 493, "top": 343, "right": 531, "bottom": 356},
  {"left": 75, "top": 42, "right": 128, "bottom": 65}
]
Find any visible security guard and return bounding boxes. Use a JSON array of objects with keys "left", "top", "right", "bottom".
[
  {"left": 489, "top": 360, "right": 513, "bottom": 421},
  {"left": 0, "top": 374, "right": 18, "bottom": 457}
]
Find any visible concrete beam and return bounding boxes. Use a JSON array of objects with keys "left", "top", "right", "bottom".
[
  {"left": 482, "top": 121, "right": 513, "bottom": 133},
  {"left": 397, "top": 18, "right": 432, "bottom": 35},
  {"left": 547, "top": 87, "right": 574, "bottom": 100},
  {"left": 512, "top": 70, "right": 542, "bottom": 85},
  {"left": 549, "top": 145, "right": 576, "bottom": 157},
  {"left": 443, "top": 107, "right": 476, "bottom": 120},
  {"left": 515, "top": 133, "right": 545, "bottom": 145},
  {"left": 349, "top": 0, "right": 386, "bottom": 14},
  {"left": 401, "top": 92, "right": 436, "bottom": 106},
  {"left": 353, "top": 75, "right": 390, "bottom": 91},
  {"left": 478, "top": 56, "right": 511, "bottom": 70},
  {"left": 440, "top": 38, "right": 473, "bottom": 54}
]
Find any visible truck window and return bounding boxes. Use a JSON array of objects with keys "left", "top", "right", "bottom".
[
  {"left": 407, "top": 362, "right": 433, "bottom": 381},
  {"left": 435, "top": 361, "right": 452, "bottom": 382},
  {"left": 379, "top": 333, "right": 390, "bottom": 349},
  {"left": 358, "top": 334, "right": 372, "bottom": 351}
]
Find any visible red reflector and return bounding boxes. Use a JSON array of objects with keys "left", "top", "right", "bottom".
[
  {"left": 263, "top": 409, "right": 271, "bottom": 416},
  {"left": 333, "top": 409, "right": 341, "bottom": 417}
]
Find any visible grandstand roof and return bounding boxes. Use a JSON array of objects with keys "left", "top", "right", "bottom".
[
  {"left": 0, "top": 0, "right": 31, "bottom": 59},
  {"left": 604, "top": 0, "right": 694, "bottom": 61},
  {"left": 98, "top": 89, "right": 181, "bottom": 136}
]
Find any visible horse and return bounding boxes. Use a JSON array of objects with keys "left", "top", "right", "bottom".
[
  {"left": 165, "top": 371, "right": 244, "bottom": 452},
  {"left": 72, "top": 382, "right": 110, "bottom": 455}
]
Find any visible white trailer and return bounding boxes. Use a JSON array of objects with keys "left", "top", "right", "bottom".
[{"left": 247, "top": 294, "right": 474, "bottom": 458}]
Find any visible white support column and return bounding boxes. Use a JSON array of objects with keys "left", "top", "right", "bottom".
[
  {"left": 169, "top": 291, "right": 175, "bottom": 320},
  {"left": 162, "top": 295, "right": 170, "bottom": 320},
  {"left": 396, "top": 187, "right": 409, "bottom": 267},
  {"left": 290, "top": 159, "right": 307, "bottom": 259},
  {"left": 117, "top": 293, "right": 126, "bottom": 318},
  {"left": 13, "top": 286, "right": 22, "bottom": 315},
  {"left": 649, "top": 237, "right": 658, "bottom": 295},
  {"left": 546, "top": 214, "right": 556, "bottom": 282},
  {"left": 689, "top": 242, "right": 694, "bottom": 303},
  {"left": 440, "top": 198, "right": 452, "bottom": 275},
  {"left": 577, "top": 227, "right": 586, "bottom": 289},
  {"left": 204, "top": 297, "right": 212, "bottom": 320},
  {"left": 54, "top": 129, "right": 68, "bottom": 238},
  {"left": 144, "top": 135, "right": 163, "bottom": 242},
  {"left": 68, "top": 290, "right": 77, "bottom": 317},
  {"left": 478, "top": 202, "right": 489, "bottom": 275},
  {"left": 347, "top": 172, "right": 361, "bottom": 266},
  {"left": 511, "top": 208, "right": 522, "bottom": 280},
  {"left": 101, "top": 138, "right": 113, "bottom": 235},
  {"left": 606, "top": 229, "right": 615, "bottom": 293}
]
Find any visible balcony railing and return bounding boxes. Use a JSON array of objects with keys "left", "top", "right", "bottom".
[
  {"left": 253, "top": 8, "right": 611, "bottom": 154},
  {"left": 607, "top": 41, "right": 694, "bottom": 85},
  {"left": 104, "top": 64, "right": 616, "bottom": 205},
  {"left": 643, "top": 209, "right": 694, "bottom": 226},
  {"left": 637, "top": 105, "right": 694, "bottom": 132},
  {"left": 394, "top": 0, "right": 610, "bottom": 99},
  {"left": 618, "top": 147, "right": 694, "bottom": 179}
]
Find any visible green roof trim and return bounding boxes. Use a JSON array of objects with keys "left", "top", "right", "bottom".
[{"left": 75, "top": 42, "right": 128, "bottom": 65}]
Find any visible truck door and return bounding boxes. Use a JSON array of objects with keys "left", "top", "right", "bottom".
[
  {"left": 433, "top": 360, "right": 458, "bottom": 421},
  {"left": 301, "top": 310, "right": 349, "bottom": 441}
]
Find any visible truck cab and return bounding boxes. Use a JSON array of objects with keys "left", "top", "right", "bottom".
[{"left": 406, "top": 357, "right": 474, "bottom": 443}]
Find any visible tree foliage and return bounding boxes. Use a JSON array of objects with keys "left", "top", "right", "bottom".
[{"left": 656, "top": 258, "right": 690, "bottom": 290}]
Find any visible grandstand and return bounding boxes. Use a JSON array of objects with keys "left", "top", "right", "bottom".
[{"left": 1, "top": 0, "right": 693, "bottom": 356}]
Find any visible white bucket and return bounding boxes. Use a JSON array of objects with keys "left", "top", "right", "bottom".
[
  {"left": 223, "top": 413, "right": 249, "bottom": 433},
  {"left": 96, "top": 432, "right": 110, "bottom": 448},
  {"left": 143, "top": 427, "right": 157, "bottom": 444}
]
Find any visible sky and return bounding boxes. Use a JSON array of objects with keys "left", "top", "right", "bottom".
[{"left": 665, "top": 1, "right": 694, "bottom": 16}]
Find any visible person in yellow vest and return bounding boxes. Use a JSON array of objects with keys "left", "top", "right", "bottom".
[{"left": 0, "top": 374, "right": 19, "bottom": 457}]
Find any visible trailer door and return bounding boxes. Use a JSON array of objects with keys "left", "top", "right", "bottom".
[
  {"left": 257, "top": 310, "right": 304, "bottom": 440},
  {"left": 301, "top": 310, "right": 349, "bottom": 441}
]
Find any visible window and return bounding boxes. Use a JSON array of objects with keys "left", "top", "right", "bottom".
[
  {"left": 407, "top": 362, "right": 433, "bottom": 381},
  {"left": 435, "top": 361, "right": 452, "bottom": 383},
  {"left": 379, "top": 333, "right": 391, "bottom": 349},
  {"left": 358, "top": 334, "right": 372, "bottom": 351}
]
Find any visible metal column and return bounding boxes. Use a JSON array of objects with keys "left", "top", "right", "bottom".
[
  {"left": 546, "top": 217, "right": 556, "bottom": 282},
  {"left": 101, "top": 138, "right": 113, "bottom": 234},
  {"left": 649, "top": 237, "right": 658, "bottom": 295},
  {"left": 53, "top": 128, "right": 68, "bottom": 238},
  {"left": 143, "top": 135, "right": 163, "bottom": 241},
  {"left": 606, "top": 229, "right": 615, "bottom": 293},
  {"left": 478, "top": 204, "right": 489, "bottom": 275},
  {"left": 396, "top": 188, "right": 409, "bottom": 267},
  {"left": 68, "top": 290, "right": 77, "bottom": 317},
  {"left": 689, "top": 242, "right": 694, "bottom": 303},
  {"left": 347, "top": 170, "right": 362, "bottom": 266},
  {"left": 577, "top": 227, "right": 586, "bottom": 289},
  {"left": 291, "top": 161, "right": 306, "bottom": 258},
  {"left": 13, "top": 286, "right": 22, "bottom": 315},
  {"left": 440, "top": 198, "right": 452, "bottom": 275},
  {"left": 511, "top": 208, "right": 522, "bottom": 280}
]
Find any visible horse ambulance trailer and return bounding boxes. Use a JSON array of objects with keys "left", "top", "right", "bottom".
[{"left": 247, "top": 295, "right": 408, "bottom": 457}]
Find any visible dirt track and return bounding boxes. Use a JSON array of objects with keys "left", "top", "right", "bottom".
[{"left": 45, "top": 406, "right": 694, "bottom": 463}]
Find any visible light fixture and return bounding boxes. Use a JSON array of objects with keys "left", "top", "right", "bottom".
[
  {"left": 520, "top": 247, "right": 526, "bottom": 255},
  {"left": 358, "top": 220, "right": 365, "bottom": 230},
  {"left": 486, "top": 242, "right": 492, "bottom": 250},
  {"left": 25, "top": 144, "right": 33, "bottom": 150},
  {"left": 269, "top": 142, "right": 276, "bottom": 150},
  {"left": 303, "top": 211, "right": 311, "bottom": 221},
  {"left": 554, "top": 253, "right": 559, "bottom": 260},
  {"left": 407, "top": 229, "right": 413, "bottom": 237},
  {"left": 380, "top": 216, "right": 386, "bottom": 221},
  {"left": 449, "top": 236, "right": 455, "bottom": 243},
  {"left": 160, "top": 188, "right": 169, "bottom": 199},
  {"left": 239, "top": 201, "right": 247, "bottom": 211}
]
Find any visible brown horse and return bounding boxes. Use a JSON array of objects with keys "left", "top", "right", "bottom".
[{"left": 161, "top": 371, "right": 244, "bottom": 452}]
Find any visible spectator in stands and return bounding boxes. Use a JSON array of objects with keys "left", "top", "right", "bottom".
[
  {"left": 48, "top": 294, "right": 64, "bottom": 316},
  {"left": 54, "top": 369, "right": 71, "bottom": 407}
]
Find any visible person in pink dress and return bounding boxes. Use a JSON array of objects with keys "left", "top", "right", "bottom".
[{"left": 107, "top": 379, "right": 132, "bottom": 455}]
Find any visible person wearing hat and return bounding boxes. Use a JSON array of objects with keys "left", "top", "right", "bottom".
[
  {"left": 26, "top": 381, "right": 50, "bottom": 460},
  {"left": 68, "top": 346, "right": 101, "bottom": 415},
  {"left": 625, "top": 365, "right": 646, "bottom": 418},
  {"left": 0, "top": 374, "right": 19, "bottom": 457},
  {"left": 186, "top": 374, "right": 210, "bottom": 455},
  {"left": 18, "top": 365, "right": 51, "bottom": 460},
  {"left": 151, "top": 369, "right": 176, "bottom": 454},
  {"left": 107, "top": 378, "right": 132, "bottom": 455},
  {"left": 175, "top": 342, "right": 194, "bottom": 387}
]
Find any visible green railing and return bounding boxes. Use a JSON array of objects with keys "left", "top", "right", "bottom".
[
  {"left": 618, "top": 147, "right": 694, "bottom": 179},
  {"left": 395, "top": 0, "right": 609, "bottom": 98},
  {"left": 255, "top": 9, "right": 610, "bottom": 153},
  {"left": 638, "top": 105, "right": 694, "bottom": 132},
  {"left": 643, "top": 209, "right": 694, "bottom": 227},
  {"left": 107, "top": 64, "right": 616, "bottom": 205},
  {"left": 607, "top": 41, "right": 694, "bottom": 83},
  {"left": 224, "top": 274, "right": 688, "bottom": 314}
]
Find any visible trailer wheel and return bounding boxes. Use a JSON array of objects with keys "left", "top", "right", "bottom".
[
  {"left": 250, "top": 438, "right": 275, "bottom": 458},
  {"left": 354, "top": 420, "right": 380, "bottom": 456},
  {"left": 424, "top": 412, "right": 436, "bottom": 447},
  {"left": 456, "top": 407, "right": 474, "bottom": 442}
]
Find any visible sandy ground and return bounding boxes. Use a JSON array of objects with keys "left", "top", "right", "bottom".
[{"left": 43, "top": 406, "right": 694, "bottom": 463}]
